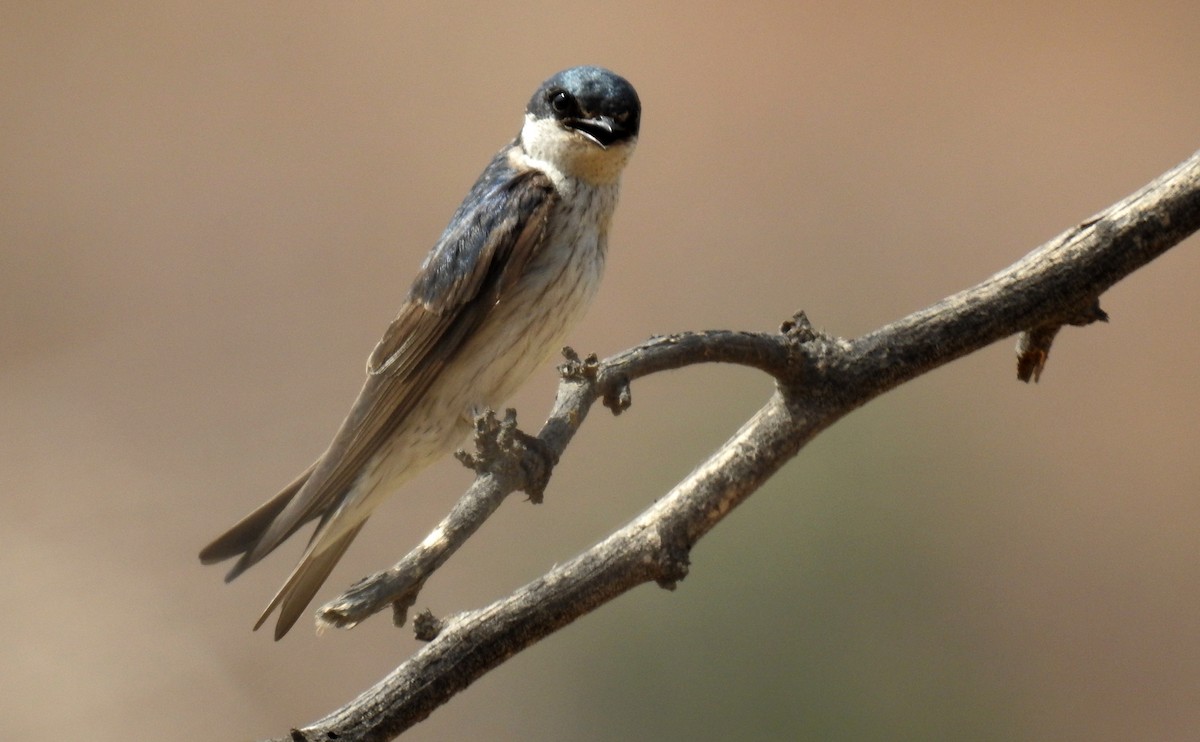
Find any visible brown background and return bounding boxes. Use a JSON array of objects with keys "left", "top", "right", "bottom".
[{"left": 3, "top": 2, "right": 1199, "bottom": 740}]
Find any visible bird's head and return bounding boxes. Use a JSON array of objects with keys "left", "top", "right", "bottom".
[{"left": 520, "top": 66, "right": 640, "bottom": 185}]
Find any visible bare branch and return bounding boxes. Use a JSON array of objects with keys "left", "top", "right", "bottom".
[
  {"left": 317, "top": 333, "right": 802, "bottom": 630},
  {"left": 271, "top": 150, "right": 1200, "bottom": 742}
]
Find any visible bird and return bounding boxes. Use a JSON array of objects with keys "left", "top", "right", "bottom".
[{"left": 199, "top": 66, "right": 641, "bottom": 639}]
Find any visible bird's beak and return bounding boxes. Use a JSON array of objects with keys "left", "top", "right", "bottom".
[{"left": 565, "top": 115, "right": 630, "bottom": 149}]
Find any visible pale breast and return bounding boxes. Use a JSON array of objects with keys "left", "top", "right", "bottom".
[{"left": 422, "top": 178, "right": 619, "bottom": 434}]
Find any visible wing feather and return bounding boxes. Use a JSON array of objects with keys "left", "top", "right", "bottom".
[{"left": 230, "top": 156, "right": 557, "bottom": 588}]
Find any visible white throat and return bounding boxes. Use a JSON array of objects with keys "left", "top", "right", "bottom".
[{"left": 516, "top": 113, "right": 636, "bottom": 188}]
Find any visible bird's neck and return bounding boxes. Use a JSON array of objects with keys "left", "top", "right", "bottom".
[{"left": 515, "top": 114, "right": 635, "bottom": 188}]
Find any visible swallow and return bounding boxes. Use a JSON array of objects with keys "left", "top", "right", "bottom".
[{"left": 199, "top": 66, "right": 640, "bottom": 639}]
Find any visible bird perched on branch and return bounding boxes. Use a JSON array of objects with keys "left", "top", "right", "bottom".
[{"left": 200, "top": 66, "right": 641, "bottom": 639}]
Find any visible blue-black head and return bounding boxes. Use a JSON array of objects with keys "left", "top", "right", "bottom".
[{"left": 526, "top": 66, "right": 640, "bottom": 149}]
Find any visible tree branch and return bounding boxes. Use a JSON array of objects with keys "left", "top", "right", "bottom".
[
  {"left": 316, "top": 331, "right": 803, "bottom": 631},
  {"left": 270, "top": 149, "right": 1200, "bottom": 742}
]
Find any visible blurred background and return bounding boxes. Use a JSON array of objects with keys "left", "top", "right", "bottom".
[{"left": 3, "top": 2, "right": 1199, "bottom": 740}]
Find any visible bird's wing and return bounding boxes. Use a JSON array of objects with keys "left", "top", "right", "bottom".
[{"left": 234, "top": 158, "right": 557, "bottom": 578}]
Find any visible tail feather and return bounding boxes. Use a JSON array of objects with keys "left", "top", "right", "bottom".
[
  {"left": 198, "top": 463, "right": 316, "bottom": 581},
  {"left": 254, "top": 521, "right": 367, "bottom": 640}
]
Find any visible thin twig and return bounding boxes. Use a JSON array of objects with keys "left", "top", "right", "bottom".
[{"left": 317, "top": 332, "right": 805, "bottom": 630}]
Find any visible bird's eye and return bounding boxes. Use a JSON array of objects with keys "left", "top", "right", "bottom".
[{"left": 549, "top": 90, "right": 574, "bottom": 115}]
